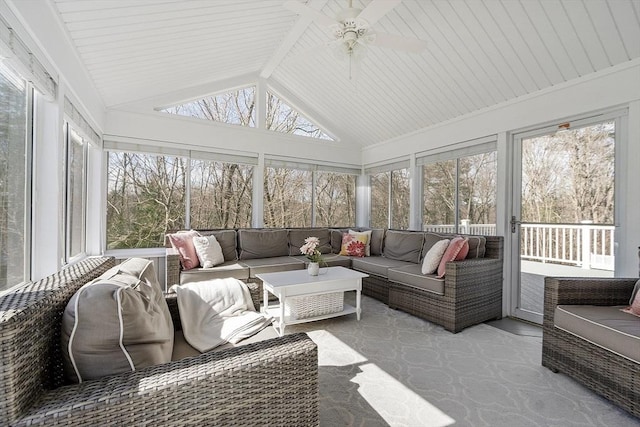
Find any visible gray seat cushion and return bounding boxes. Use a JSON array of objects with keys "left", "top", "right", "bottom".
[
  {"left": 179, "top": 261, "right": 249, "bottom": 284},
  {"left": 240, "top": 256, "right": 305, "bottom": 277},
  {"left": 319, "top": 254, "right": 353, "bottom": 268},
  {"left": 172, "top": 326, "right": 280, "bottom": 361},
  {"left": 555, "top": 305, "right": 640, "bottom": 363},
  {"left": 388, "top": 264, "right": 445, "bottom": 295},
  {"left": 351, "top": 256, "right": 413, "bottom": 278}
]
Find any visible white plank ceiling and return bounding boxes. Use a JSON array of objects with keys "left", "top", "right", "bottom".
[{"left": 51, "top": 0, "right": 640, "bottom": 146}]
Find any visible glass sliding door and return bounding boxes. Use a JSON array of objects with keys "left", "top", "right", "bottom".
[{"left": 511, "top": 118, "right": 616, "bottom": 323}]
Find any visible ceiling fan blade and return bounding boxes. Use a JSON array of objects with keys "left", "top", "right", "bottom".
[
  {"left": 370, "top": 32, "right": 428, "bottom": 53},
  {"left": 282, "top": 0, "right": 335, "bottom": 27},
  {"left": 357, "top": 0, "right": 401, "bottom": 25}
]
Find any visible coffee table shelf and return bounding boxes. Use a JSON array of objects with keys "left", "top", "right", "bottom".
[{"left": 263, "top": 303, "right": 358, "bottom": 327}]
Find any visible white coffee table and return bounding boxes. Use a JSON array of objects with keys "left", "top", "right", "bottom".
[{"left": 256, "top": 266, "right": 368, "bottom": 336}]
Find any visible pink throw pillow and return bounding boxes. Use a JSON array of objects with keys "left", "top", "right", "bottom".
[
  {"left": 436, "top": 237, "right": 469, "bottom": 278},
  {"left": 621, "top": 287, "right": 640, "bottom": 318},
  {"left": 168, "top": 230, "right": 200, "bottom": 270},
  {"left": 454, "top": 239, "right": 469, "bottom": 261}
]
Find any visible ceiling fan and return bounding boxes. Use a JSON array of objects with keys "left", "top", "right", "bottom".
[{"left": 283, "top": 0, "right": 428, "bottom": 74}]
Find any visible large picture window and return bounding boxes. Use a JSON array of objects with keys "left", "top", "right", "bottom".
[
  {"left": 0, "top": 65, "right": 30, "bottom": 291},
  {"left": 370, "top": 172, "right": 389, "bottom": 228},
  {"left": 263, "top": 167, "right": 312, "bottom": 228},
  {"left": 315, "top": 172, "right": 356, "bottom": 227},
  {"left": 422, "top": 150, "right": 497, "bottom": 235},
  {"left": 370, "top": 168, "right": 410, "bottom": 229},
  {"left": 190, "top": 159, "right": 253, "bottom": 229},
  {"left": 106, "top": 152, "right": 186, "bottom": 249}
]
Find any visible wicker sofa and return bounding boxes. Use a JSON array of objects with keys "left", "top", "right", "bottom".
[
  {"left": 542, "top": 277, "right": 639, "bottom": 418},
  {"left": 0, "top": 256, "right": 318, "bottom": 426},
  {"left": 166, "top": 228, "right": 504, "bottom": 333}
]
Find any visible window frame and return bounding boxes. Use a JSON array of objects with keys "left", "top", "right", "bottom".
[
  {"left": 63, "top": 122, "right": 88, "bottom": 263},
  {"left": 0, "top": 65, "right": 33, "bottom": 292},
  {"left": 420, "top": 141, "right": 498, "bottom": 235}
]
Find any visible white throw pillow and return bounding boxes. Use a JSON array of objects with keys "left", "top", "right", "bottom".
[
  {"left": 193, "top": 235, "right": 224, "bottom": 268},
  {"left": 349, "top": 229, "right": 372, "bottom": 256},
  {"left": 421, "top": 239, "right": 450, "bottom": 275}
]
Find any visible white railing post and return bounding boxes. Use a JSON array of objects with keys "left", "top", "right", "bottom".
[
  {"left": 460, "top": 219, "right": 469, "bottom": 234},
  {"left": 581, "top": 220, "right": 593, "bottom": 269}
]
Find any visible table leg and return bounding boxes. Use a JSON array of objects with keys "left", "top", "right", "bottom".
[
  {"left": 279, "top": 297, "right": 286, "bottom": 336},
  {"left": 356, "top": 289, "right": 361, "bottom": 321},
  {"left": 263, "top": 286, "right": 268, "bottom": 314}
]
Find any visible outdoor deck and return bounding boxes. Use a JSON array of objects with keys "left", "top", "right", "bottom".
[{"left": 520, "top": 260, "right": 614, "bottom": 315}]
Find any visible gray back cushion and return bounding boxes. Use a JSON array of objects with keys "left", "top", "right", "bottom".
[
  {"left": 383, "top": 231, "right": 424, "bottom": 263},
  {"left": 288, "top": 228, "right": 332, "bottom": 256},
  {"left": 330, "top": 229, "right": 350, "bottom": 253},
  {"left": 61, "top": 258, "right": 174, "bottom": 383},
  {"left": 465, "top": 235, "right": 487, "bottom": 258},
  {"left": 200, "top": 230, "right": 238, "bottom": 261},
  {"left": 238, "top": 229, "right": 289, "bottom": 260},
  {"left": 423, "top": 232, "right": 486, "bottom": 259},
  {"left": 369, "top": 229, "right": 385, "bottom": 256}
]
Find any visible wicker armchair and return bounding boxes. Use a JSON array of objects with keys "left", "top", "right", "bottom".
[
  {"left": 0, "top": 257, "right": 319, "bottom": 426},
  {"left": 542, "top": 277, "right": 639, "bottom": 418}
]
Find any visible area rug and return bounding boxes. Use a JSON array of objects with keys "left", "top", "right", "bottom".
[{"left": 286, "top": 294, "right": 639, "bottom": 427}]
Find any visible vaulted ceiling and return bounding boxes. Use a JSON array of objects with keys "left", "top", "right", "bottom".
[{"left": 51, "top": 0, "right": 640, "bottom": 146}]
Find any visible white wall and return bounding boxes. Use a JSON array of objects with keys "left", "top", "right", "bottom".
[{"left": 31, "top": 93, "right": 64, "bottom": 280}]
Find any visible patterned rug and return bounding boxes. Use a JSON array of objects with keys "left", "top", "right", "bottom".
[{"left": 285, "top": 293, "right": 639, "bottom": 427}]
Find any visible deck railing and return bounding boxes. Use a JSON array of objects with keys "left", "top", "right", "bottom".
[
  {"left": 520, "top": 222, "right": 614, "bottom": 271},
  {"left": 423, "top": 221, "right": 615, "bottom": 271}
]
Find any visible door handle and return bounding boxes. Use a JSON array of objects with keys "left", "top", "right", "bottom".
[{"left": 511, "top": 216, "right": 521, "bottom": 233}]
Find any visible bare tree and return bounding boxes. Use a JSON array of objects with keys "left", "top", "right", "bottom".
[
  {"left": 107, "top": 153, "right": 186, "bottom": 249},
  {"left": 423, "top": 160, "right": 456, "bottom": 226},
  {"left": 315, "top": 172, "right": 356, "bottom": 227}
]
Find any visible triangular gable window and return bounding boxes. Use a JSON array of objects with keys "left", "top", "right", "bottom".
[
  {"left": 161, "top": 86, "right": 256, "bottom": 127},
  {"left": 266, "top": 91, "right": 333, "bottom": 141}
]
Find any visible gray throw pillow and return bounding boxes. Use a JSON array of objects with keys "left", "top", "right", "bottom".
[{"left": 61, "top": 258, "right": 174, "bottom": 383}]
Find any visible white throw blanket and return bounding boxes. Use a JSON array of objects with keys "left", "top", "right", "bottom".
[{"left": 172, "top": 278, "right": 273, "bottom": 352}]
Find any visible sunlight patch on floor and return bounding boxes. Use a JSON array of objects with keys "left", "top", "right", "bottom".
[
  {"left": 307, "top": 329, "right": 455, "bottom": 426},
  {"left": 352, "top": 363, "right": 456, "bottom": 427}
]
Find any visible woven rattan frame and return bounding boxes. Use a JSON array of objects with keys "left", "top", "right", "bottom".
[
  {"left": 362, "top": 275, "right": 391, "bottom": 304},
  {"left": 1, "top": 256, "right": 319, "bottom": 426},
  {"left": 0, "top": 257, "right": 115, "bottom": 425},
  {"left": 542, "top": 277, "right": 639, "bottom": 418},
  {"left": 386, "top": 236, "right": 503, "bottom": 333}
]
